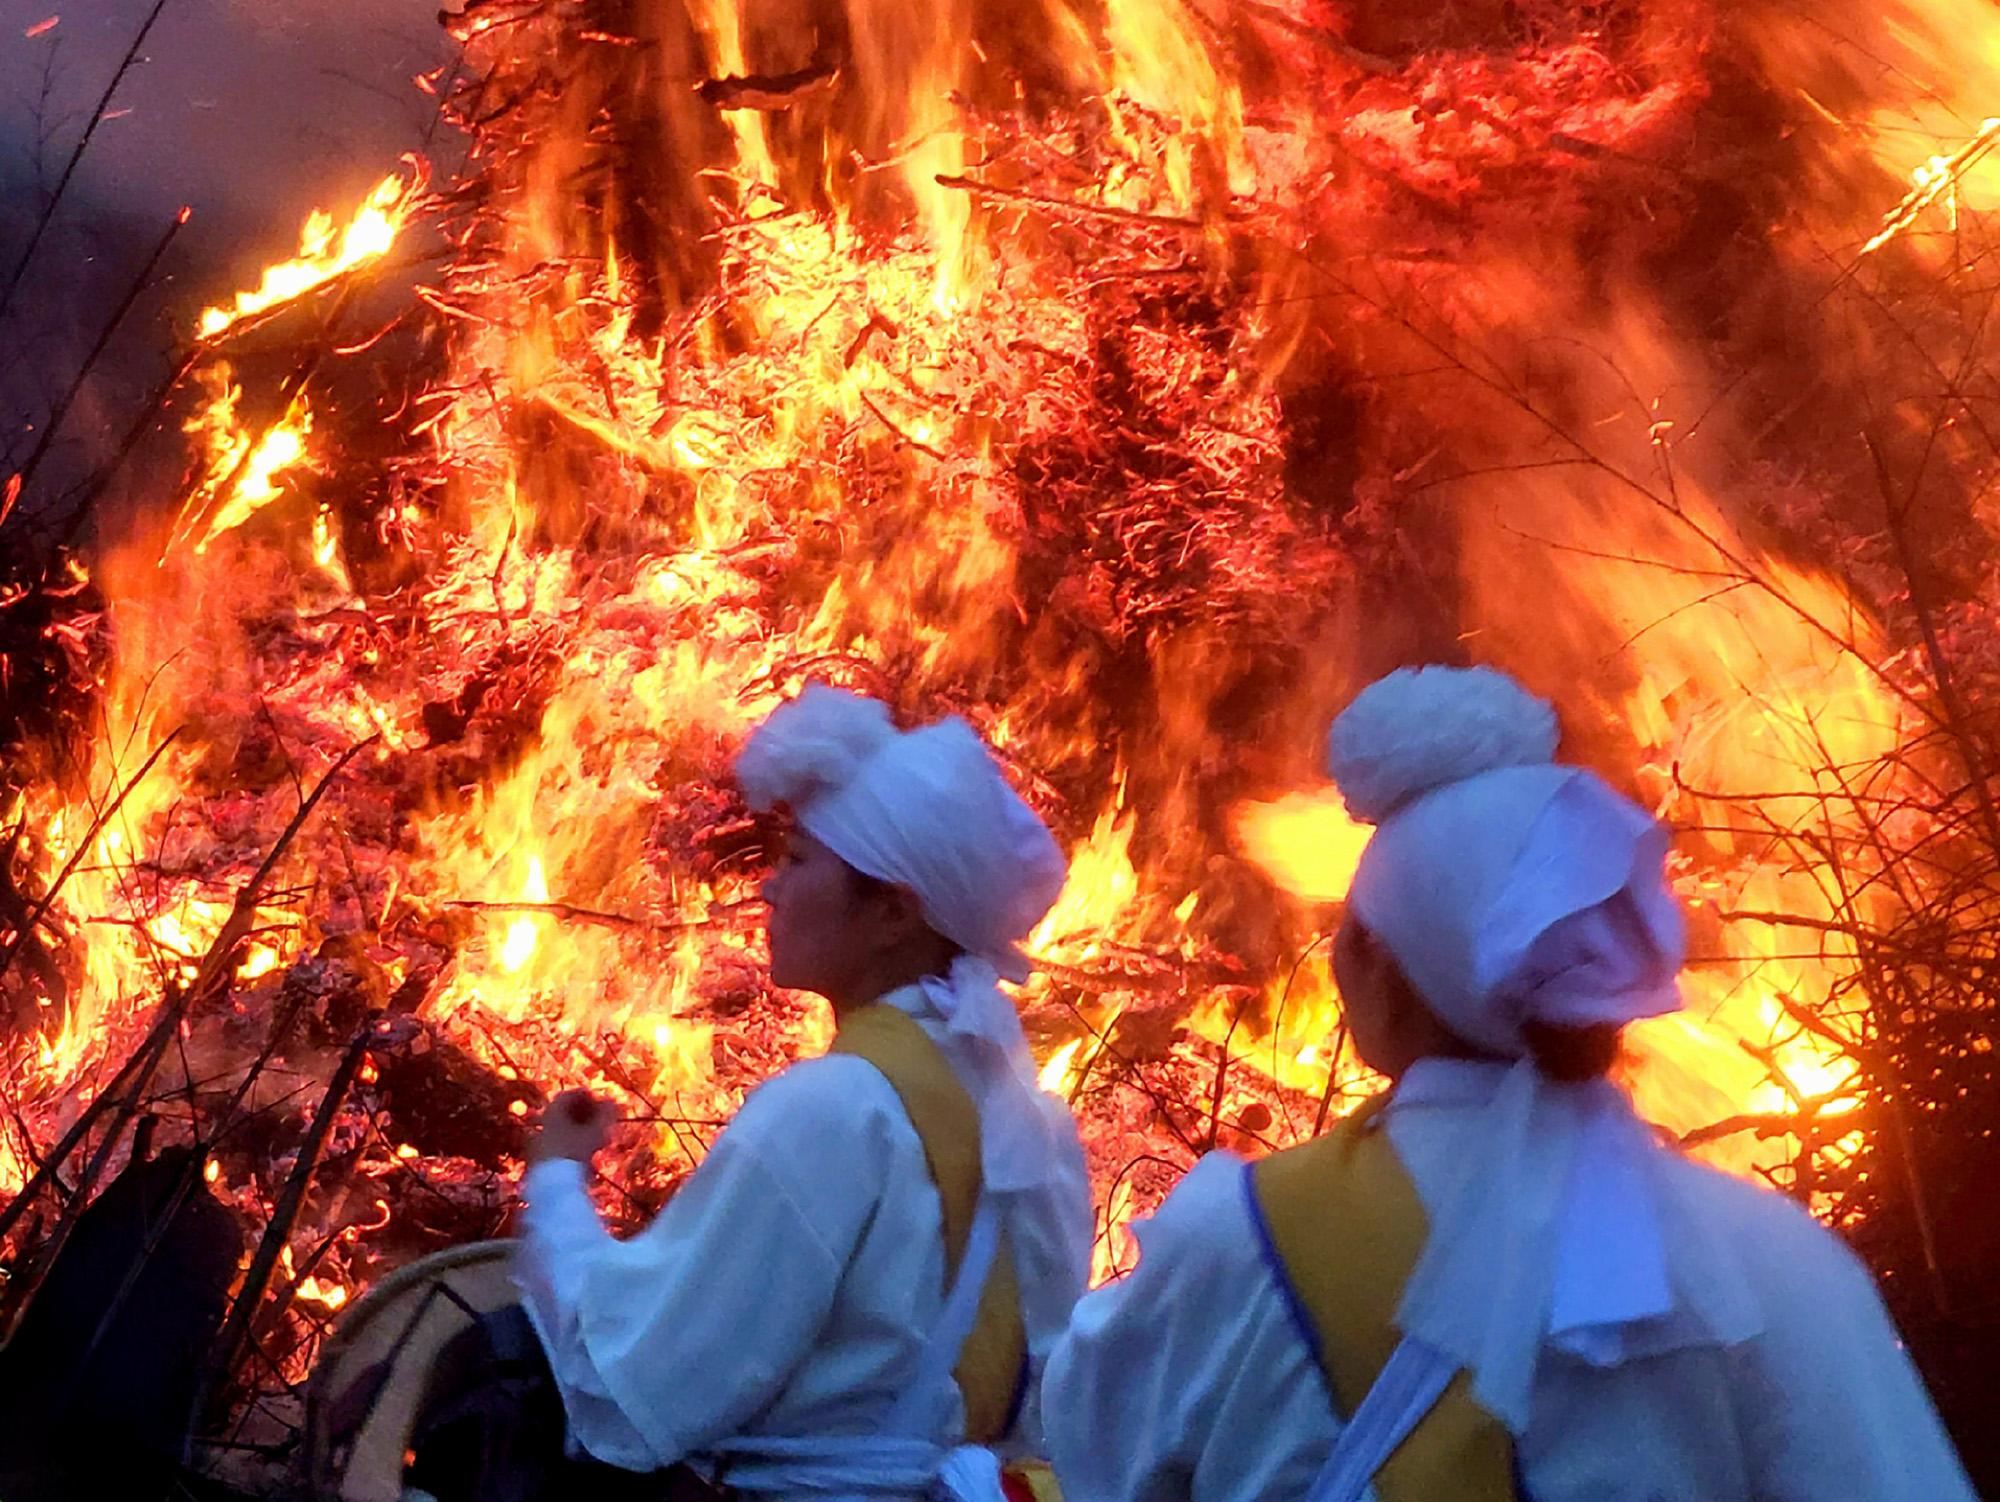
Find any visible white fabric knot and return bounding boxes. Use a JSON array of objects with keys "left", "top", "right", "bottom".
[
  {"left": 738, "top": 683, "right": 898, "bottom": 811},
  {"left": 917, "top": 958, "right": 1085, "bottom": 1204},
  {"left": 902, "top": 966, "right": 1094, "bottom": 1335},
  {"left": 1328, "top": 665, "right": 1558, "bottom": 824},
  {"left": 933, "top": 1445, "right": 1008, "bottom": 1502},
  {"left": 1390, "top": 1059, "right": 1763, "bottom": 1433}
]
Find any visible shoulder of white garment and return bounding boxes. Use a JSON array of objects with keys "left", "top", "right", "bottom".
[
  {"left": 1650, "top": 1146, "right": 1931, "bottom": 1372},
  {"left": 1659, "top": 1153, "right": 1980, "bottom": 1498},
  {"left": 521, "top": 1156, "right": 590, "bottom": 1200},
  {"left": 1651, "top": 1140, "right": 1869, "bottom": 1293},
  {"left": 1059, "top": 1150, "right": 1259, "bottom": 1340},
  {"left": 716, "top": 1052, "right": 924, "bottom": 1186},
  {"left": 1046, "top": 1150, "right": 1335, "bottom": 1502},
  {"left": 729, "top": 1049, "right": 913, "bottom": 1128},
  {"left": 1138, "top": 1148, "right": 1259, "bottom": 1247}
]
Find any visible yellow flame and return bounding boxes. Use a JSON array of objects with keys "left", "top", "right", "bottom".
[
  {"left": 1231, "top": 789, "right": 1371, "bottom": 905},
  {"left": 181, "top": 375, "right": 314, "bottom": 553},
  {"left": 500, "top": 857, "right": 551, "bottom": 973},
  {"left": 1031, "top": 796, "right": 1147, "bottom": 958},
  {"left": 198, "top": 170, "right": 417, "bottom": 339},
  {"left": 1861, "top": 116, "right": 2000, "bottom": 254},
  {"left": 1039, "top": 1038, "right": 1083, "bottom": 1095},
  {"left": 296, "top": 1275, "right": 350, "bottom": 1310}
]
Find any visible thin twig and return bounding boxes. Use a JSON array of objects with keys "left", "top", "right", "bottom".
[
  {"left": 1311, "top": 1021, "right": 1352, "bottom": 1139},
  {"left": 10, "top": 208, "right": 190, "bottom": 500},
  {"left": 53, "top": 344, "right": 206, "bottom": 551},
  {"left": 1228, "top": 0, "right": 1397, "bottom": 73},
  {"left": 443, "top": 898, "right": 710, "bottom": 934},
  {"left": 197, "top": 1013, "right": 378, "bottom": 1425},
  {"left": 0, "top": 740, "right": 372, "bottom": 1350},
  {"left": 857, "top": 390, "right": 949, "bottom": 462},
  {"left": 935, "top": 174, "right": 1205, "bottom": 232},
  {"left": 1205, "top": 993, "right": 1252, "bottom": 1151},
  {"left": 0, "top": 994, "right": 186, "bottom": 1247},
  {"left": 1867, "top": 430, "right": 2000, "bottom": 859},
  {"left": 0, "top": 0, "right": 175, "bottom": 322},
  {"left": 0, "top": 726, "right": 185, "bottom": 988}
]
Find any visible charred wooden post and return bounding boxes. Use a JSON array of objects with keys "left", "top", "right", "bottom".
[{"left": 199, "top": 1002, "right": 383, "bottom": 1427}]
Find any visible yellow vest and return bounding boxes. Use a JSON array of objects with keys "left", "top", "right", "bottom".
[
  {"left": 829, "top": 1002, "right": 1028, "bottom": 1444},
  {"left": 1251, "top": 1097, "right": 1516, "bottom": 1502}
]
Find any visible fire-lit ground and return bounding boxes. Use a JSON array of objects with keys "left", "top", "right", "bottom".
[{"left": 6, "top": 0, "right": 2000, "bottom": 1484}]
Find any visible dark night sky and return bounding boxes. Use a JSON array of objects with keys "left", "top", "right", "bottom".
[
  {"left": 2, "top": 0, "right": 451, "bottom": 281},
  {"left": 0, "top": 0, "right": 457, "bottom": 526}
]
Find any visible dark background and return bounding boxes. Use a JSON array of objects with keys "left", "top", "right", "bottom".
[{"left": 0, "top": 0, "right": 451, "bottom": 520}]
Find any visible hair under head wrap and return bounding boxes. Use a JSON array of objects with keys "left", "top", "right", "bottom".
[
  {"left": 735, "top": 683, "right": 1066, "bottom": 983},
  {"left": 1330, "top": 665, "right": 1684, "bottom": 1055}
]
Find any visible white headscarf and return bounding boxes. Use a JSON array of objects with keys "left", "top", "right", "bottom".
[
  {"left": 737, "top": 685, "right": 1064, "bottom": 984},
  {"left": 1330, "top": 665, "right": 1756, "bottom": 1431},
  {"left": 736, "top": 684, "right": 1090, "bottom": 1305}
]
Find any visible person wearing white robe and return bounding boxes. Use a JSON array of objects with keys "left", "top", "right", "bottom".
[
  {"left": 1042, "top": 664, "right": 1975, "bottom": 1502},
  {"left": 513, "top": 685, "right": 1094, "bottom": 1497}
]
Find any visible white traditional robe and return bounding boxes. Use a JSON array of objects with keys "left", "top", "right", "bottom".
[
  {"left": 513, "top": 983, "right": 1084, "bottom": 1482},
  {"left": 1043, "top": 1058, "right": 1976, "bottom": 1502}
]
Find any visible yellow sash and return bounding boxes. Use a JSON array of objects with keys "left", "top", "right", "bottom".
[
  {"left": 1251, "top": 1097, "right": 1516, "bottom": 1502},
  {"left": 829, "top": 1003, "right": 1028, "bottom": 1444}
]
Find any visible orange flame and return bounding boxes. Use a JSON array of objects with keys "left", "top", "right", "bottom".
[
  {"left": 11, "top": 0, "right": 2000, "bottom": 1348},
  {"left": 196, "top": 168, "right": 419, "bottom": 340}
]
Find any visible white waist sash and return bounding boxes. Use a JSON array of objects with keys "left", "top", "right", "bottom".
[{"left": 702, "top": 1197, "right": 1009, "bottom": 1502}]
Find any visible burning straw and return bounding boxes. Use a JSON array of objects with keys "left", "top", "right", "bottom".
[{"left": 4, "top": 0, "right": 2000, "bottom": 1489}]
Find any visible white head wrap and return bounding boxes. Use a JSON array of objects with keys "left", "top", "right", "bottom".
[
  {"left": 737, "top": 685, "right": 1091, "bottom": 1312},
  {"left": 1330, "top": 665, "right": 1755, "bottom": 1431},
  {"left": 737, "top": 684, "right": 1065, "bottom": 984}
]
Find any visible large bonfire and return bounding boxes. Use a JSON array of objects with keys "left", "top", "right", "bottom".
[{"left": 4, "top": 0, "right": 2000, "bottom": 1487}]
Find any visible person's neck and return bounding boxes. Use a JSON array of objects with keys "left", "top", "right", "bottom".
[
  {"left": 827, "top": 981, "right": 912, "bottom": 1019},
  {"left": 1374, "top": 1011, "right": 1513, "bottom": 1082},
  {"left": 825, "top": 946, "right": 958, "bottom": 1017}
]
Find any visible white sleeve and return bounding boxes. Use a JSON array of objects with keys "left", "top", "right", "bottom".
[
  {"left": 513, "top": 1057, "right": 904, "bottom": 1470},
  {"left": 518, "top": 1159, "right": 605, "bottom": 1289},
  {"left": 1742, "top": 1227, "right": 1977, "bottom": 1502},
  {"left": 514, "top": 1158, "right": 659, "bottom": 1465},
  {"left": 1042, "top": 1153, "right": 1323, "bottom": 1502},
  {"left": 1041, "top": 1223, "right": 1194, "bottom": 1500}
]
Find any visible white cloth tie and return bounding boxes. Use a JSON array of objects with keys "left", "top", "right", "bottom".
[
  {"left": 1300, "top": 1337, "right": 1460, "bottom": 1502},
  {"left": 1391, "top": 1059, "right": 1707, "bottom": 1432}
]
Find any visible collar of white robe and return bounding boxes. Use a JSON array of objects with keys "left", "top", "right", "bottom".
[{"left": 1329, "top": 665, "right": 1753, "bottom": 1433}]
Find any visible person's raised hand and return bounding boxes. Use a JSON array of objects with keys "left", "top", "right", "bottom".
[{"left": 529, "top": 1088, "right": 617, "bottom": 1164}]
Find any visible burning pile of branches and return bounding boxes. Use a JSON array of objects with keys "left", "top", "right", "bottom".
[{"left": 3, "top": 0, "right": 2000, "bottom": 1491}]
